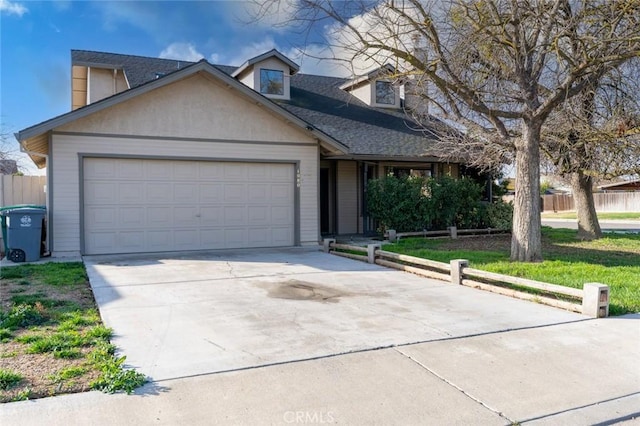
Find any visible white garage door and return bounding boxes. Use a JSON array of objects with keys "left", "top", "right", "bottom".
[{"left": 83, "top": 158, "right": 295, "bottom": 255}]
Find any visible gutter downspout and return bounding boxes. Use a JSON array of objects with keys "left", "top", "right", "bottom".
[{"left": 17, "top": 141, "right": 50, "bottom": 256}]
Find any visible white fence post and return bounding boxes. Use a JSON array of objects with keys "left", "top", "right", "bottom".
[
  {"left": 388, "top": 229, "right": 397, "bottom": 242},
  {"left": 450, "top": 259, "right": 468, "bottom": 285},
  {"left": 448, "top": 226, "right": 458, "bottom": 239},
  {"left": 582, "top": 283, "right": 610, "bottom": 318},
  {"left": 323, "top": 238, "right": 336, "bottom": 253},
  {"left": 367, "top": 244, "right": 380, "bottom": 264}
]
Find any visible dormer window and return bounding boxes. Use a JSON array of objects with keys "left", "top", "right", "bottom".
[
  {"left": 232, "top": 50, "right": 298, "bottom": 100},
  {"left": 339, "top": 64, "right": 400, "bottom": 108},
  {"left": 260, "top": 69, "right": 284, "bottom": 95},
  {"left": 375, "top": 81, "right": 395, "bottom": 105}
]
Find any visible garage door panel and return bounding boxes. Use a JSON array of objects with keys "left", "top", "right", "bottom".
[
  {"left": 85, "top": 182, "right": 117, "bottom": 204},
  {"left": 200, "top": 229, "right": 225, "bottom": 247},
  {"left": 224, "top": 228, "right": 247, "bottom": 248},
  {"left": 272, "top": 227, "right": 294, "bottom": 245},
  {"left": 119, "top": 207, "right": 145, "bottom": 228},
  {"left": 248, "top": 184, "right": 270, "bottom": 203},
  {"left": 174, "top": 183, "right": 198, "bottom": 203},
  {"left": 85, "top": 207, "right": 116, "bottom": 228},
  {"left": 85, "top": 232, "right": 116, "bottom": 252},
  {"left": 148, "top": 208, "right": 172, "bottom": 227},
  {"left": 119, "top": 183, "right": 145, "bottom": 204},
  {"left": 200, "top": 206, "right": 223, "bottom": 225},
  {"left": 174, "top": 162, "right": 199, "bottom": 180},
  {"left": 85, "top": 158, "right": 116, "bottom": 179},
  {"left": 223, "top": 163, "right": 246, "bottom": 179},
  {"left": 248, "top": 206, "right": 270, "bottom": 224},
  {"left": 199, "top": 183, "right": 223, "bottom": 203},
  {"left": 199, "top": 163, "right": 224, "bottom": 179},
  {"left": 119, "top": 231, "right": 145, "bottom": 250},
  {"left": 148, "top": 230, "right": 171, "bottom": 249},
  {"left": 224, "top": 184, "right": 247, "bottom": 203},
  {"left": 224, "top": 206, "right": 247, "bottom": 226},
  {"left": 84, "top": 158, "right": 295, "bottom": 255},
  {"left": 145, "top": 183, "right": 172, "bottom": 204},
  {"left": 118, "top": 159, "right": 144, "bottom": 179}
]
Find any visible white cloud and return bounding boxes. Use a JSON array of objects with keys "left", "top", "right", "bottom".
[
  {"left": 0, "top": 0, "right": 28, "bottom": 17},
  {"left": 159, "top": 43, "right": 205, "bottom": 62},
  {"left": 224, "top": 37, "right": 279, "bottom": 66}
]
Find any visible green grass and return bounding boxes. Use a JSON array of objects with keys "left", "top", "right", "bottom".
[
  {"left": 386, "top": 228, "right": 640, "bottom": 315},
  {"left": 48, "top": 366, "right": 88, "bottom": 384},
  {"left": 0, "top": 370, "right": 23, "bottom": 390},
  {"left": 541, "top": 212, "right": 640, "bottom": 220},
  {"left": 0, "top": 262, "right": 88, "bottom": 286}
]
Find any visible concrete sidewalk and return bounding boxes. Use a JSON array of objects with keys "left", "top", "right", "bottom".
[{"left": 1, "top": 315, "right": 638, "bottom": 425}]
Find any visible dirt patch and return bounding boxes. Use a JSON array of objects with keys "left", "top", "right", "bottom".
[{"left": 265, "top": 280, "right": 351, "bottom": 303}]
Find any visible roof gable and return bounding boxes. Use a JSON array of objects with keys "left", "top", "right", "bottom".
[
  {"left": 231, "top": 49, "right": 300, "bottom": 78},
  {"left": 17, "top": 59, "right": 347, "bottom": 161}
]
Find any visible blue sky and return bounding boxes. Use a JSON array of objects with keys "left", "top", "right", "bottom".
[{"left": 1, "top": 0, "right": 346, "bottom": 172}]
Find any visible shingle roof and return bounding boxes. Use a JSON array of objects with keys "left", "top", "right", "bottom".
[{"left": 71, "top": 50, "right": 445, "bottom": 159}]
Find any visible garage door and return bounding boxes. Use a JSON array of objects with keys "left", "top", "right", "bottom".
[{"left": 83, "top": 158, "right": 295, "bottom": 255}]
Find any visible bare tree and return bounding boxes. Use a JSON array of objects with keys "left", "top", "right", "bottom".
[
  {"left": 542, "top": 60, "right": 640, "bottom": 240},
  {"left": 0, "top": 129, "right": 25, "bottom": 175},
  {"left": 250, "top": 0, "right": 640, "bottom": 261}
]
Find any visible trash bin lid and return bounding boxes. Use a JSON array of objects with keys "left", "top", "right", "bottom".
[
  {"left": 2, "top": 207, "right": 47, "bottom": 215},
  {"left": 0, "top": 205, "right": 46, "bottom": 215}
]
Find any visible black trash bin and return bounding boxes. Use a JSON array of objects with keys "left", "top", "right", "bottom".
[{"left": 2, "top": 207, "right": 46, "bottom": 262}]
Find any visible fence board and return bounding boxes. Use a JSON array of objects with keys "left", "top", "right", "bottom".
[
  {"left": 0, "top": 175, "right": 46, "bottom": 207},
  {"left": 543, "top": 191, "right": 640, "bottom": 212}
]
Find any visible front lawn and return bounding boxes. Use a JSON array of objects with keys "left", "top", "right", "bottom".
[
  {"left": 0, "top": 262, "right": 146, "bottom": 402},
  {"left": 385, "top": 228, "right": 640, "bottom": 315},
  {"left": 541, "top": 212, "right": 640, "bottom": 220}
]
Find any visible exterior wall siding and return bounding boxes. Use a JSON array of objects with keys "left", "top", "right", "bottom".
[
  {"left": 50, "top": 74, "right": 319, "bottom": 255},
  {"left": 71, "top": 66, "right": 88, "bottom": 110},
  {"left": 88, "top": 68, "right": 128, "bottom": 104},
  {"left": 336, "top": 160, "right": 358, "bottom": 234}
]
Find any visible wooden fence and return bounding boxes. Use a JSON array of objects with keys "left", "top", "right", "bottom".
[
  {"left": 0, "top": 175, "right": 46, "bottom": 207},
  {"left": 323, "top": 239, "right": 610, "bottom": 318},
  {"left": 543, "top": 192, "right": 640, "bottom": 212}
]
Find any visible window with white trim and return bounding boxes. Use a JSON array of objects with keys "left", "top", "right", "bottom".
[
  {"left": 260, "top": 69, "right": 284, "bottom": 95},
  {"left": 375, "top": 80, "right": 395, "bottom": 105}
]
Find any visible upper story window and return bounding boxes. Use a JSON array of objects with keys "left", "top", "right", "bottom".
[
  {"left": 260, "top": 69, "right": 284, "bottom": 95},
  {"left": 375, "top": 81, "right": 395, "bottom": 105}
]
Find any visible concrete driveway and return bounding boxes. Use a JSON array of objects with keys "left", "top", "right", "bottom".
[
  {"left": 84, "top": 247, "right": 584, "bottom": 382},
  {"left": 2, "top": 247, "right": 639, "bottom": 425}
]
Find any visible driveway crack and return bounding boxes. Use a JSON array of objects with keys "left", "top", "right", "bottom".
[{"left": 393, "top": 347, "right": 515, "bottom": 424}]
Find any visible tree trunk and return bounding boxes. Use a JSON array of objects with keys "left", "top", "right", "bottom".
[
  {"left": 571, "top": 171, "right": 602, "bottom": 240},
  {"left": 511, "top": 121, "right": 543, "bottom": 262}
]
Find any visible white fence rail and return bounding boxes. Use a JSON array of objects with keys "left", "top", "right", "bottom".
[{"left": 323, "top": 239, "right": 610, "bottom": 318}]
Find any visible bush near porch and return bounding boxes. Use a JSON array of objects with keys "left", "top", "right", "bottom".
[{"left": 366, "top": 176, "right": 513, "bottom": 233}]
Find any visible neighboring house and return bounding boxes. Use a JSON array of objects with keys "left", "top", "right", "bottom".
[
  {"left": 598, "top": 179, "right": 640, "bottom": 192},
  {"left": 16, "top": 49, "right": 465, "bottom": 257}
]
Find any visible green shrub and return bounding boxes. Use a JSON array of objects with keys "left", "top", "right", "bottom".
[
  {"left": 366, "top": 175, "right": 509, "bottom": 233},
  {"left": 366, "top": 176, "right": 429, "bottom": 233},
  {"left": 482, "top": 201, "right": 513, "bottom": 230}
]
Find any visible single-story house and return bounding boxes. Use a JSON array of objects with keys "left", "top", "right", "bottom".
[
  {"left": 597, "top": 179, "right": 640, "bottom": 192},
  {"left": 16, "top": 49, "right": 466, "bottom": 257}
]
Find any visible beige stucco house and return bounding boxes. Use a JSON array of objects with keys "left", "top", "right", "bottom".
[{"left": 16, "top": 49, "right": 463, "bottom": 257}]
